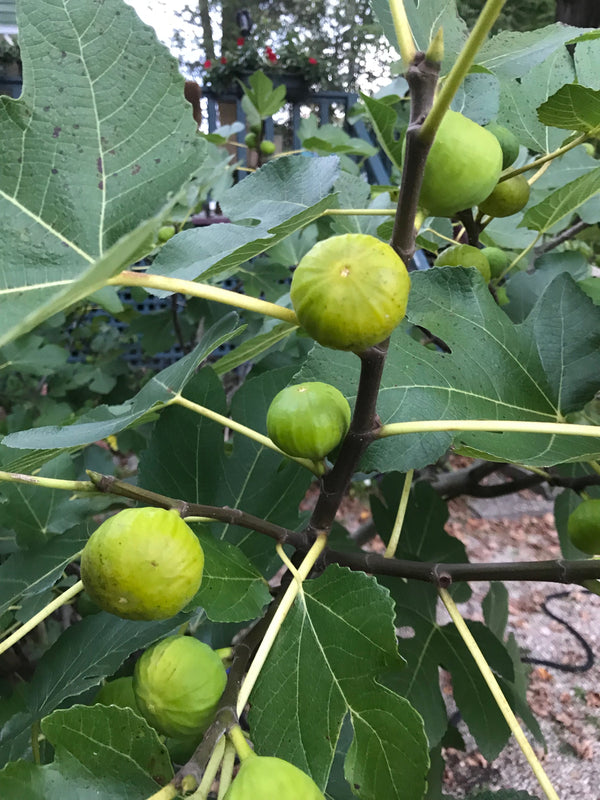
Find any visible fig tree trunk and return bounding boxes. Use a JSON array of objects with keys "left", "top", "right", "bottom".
[{"left": 555, "top": 0, "right": 600, "bottom": 27}]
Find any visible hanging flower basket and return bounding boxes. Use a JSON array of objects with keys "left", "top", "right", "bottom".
[{"left": 201, "top": 37, "right": 325, "bottom": 101}]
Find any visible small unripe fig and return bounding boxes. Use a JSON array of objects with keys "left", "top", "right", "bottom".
[
  {"left": 260, "top": 139, "right": 276, "bottom": 155},
  {"left": 95, "top": 676, "right": 140, "bottom": 712},
  {"left": 583, "top": 142, "right": 595, "bottom": 157},
  {"left": 158, "top": 225, "right": 176, "bottom": 243},
  {"left": 485, "top": 123, "right": 520, "bottom": 169},
  {"left": 290, "top": 233, "right": 410, "bottom": 352},
  {"left": 567, "top": 498, "right": 600, "bottom": 555},
  {"left": 267, "top": 382, "right": 351, "bottom": 460},
  {"left": 479, "top": 174, "right": 530, "bottom": 218},
  {"left": 81, "top": 507, "right": 204, "bottom": 620},
  {"left": 245, "top": 132, "right": 257, "bottom": 148},
  {"left": 134, "top": 635, "right": 227, "bottom": 738},
  {"left": 434, "top": 244, "right": 491, "bottom": 282},
  {"left": 480, "top": 246, "right": 510, "bottom": 279},
  {"left": 224, "top": 755, "right": 325, "bottom": 800},
  {"left": 418, "top": 110, "right": 503, "bottom": 217}
]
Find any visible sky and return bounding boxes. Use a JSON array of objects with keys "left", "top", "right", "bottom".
[{"left": 125, "top": 0, "right": 185, "bottom": 50}]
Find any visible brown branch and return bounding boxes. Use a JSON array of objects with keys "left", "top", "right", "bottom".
[
  {"left": 391, "top": 50, "right": 441, "bottom": 267},
  {"left": 537, "top": 219, "right": 592, "bottom": 254},
  {"left": 86, "top": 471, "right": 309, "bottom": 549},
  {"left": 304, "top": 341, "right": 388, "bottom": 538},
  {"left": 430, "top": 462, "right": 600, "bottom": 499},
  {"left": 326, "top": 548, "right": 600, "bottom": 587}
]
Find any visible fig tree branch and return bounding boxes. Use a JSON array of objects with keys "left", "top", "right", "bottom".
[
  {"left": 86, "top": 471, "right": 600, "bottom": 586},
  {"left": 86, "top": 471, "right": 309, "bottom": 548},
  {"left": 304, "top": 342, "right": 388, "bottom": 538},
  {"left": 537, "top": 219, "right": 592, "bottom": 254},
  {"left": 391, "top": 50, "right": 440, "bottom": 265},
  {"left": 327, "top": 549, "right": 600, "bottom": 586}
]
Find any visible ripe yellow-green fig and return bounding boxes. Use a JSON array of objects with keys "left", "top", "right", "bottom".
[
  {"left": 434, "top": 244, "right": 491, "bottom": 282},
  {"left": 224, "top": 754, "right": 325, "bottom": 800},
  {"left": 81, "top": 507, "right": 204, "bottom": 620},
  {"left": 567, "top": 499, "right": 600, "bottom": 555},
  {"left": 134, "top": 635, "right": 227, "bottom": 738},
  {"left": 267, "top": 382, "right": 351, "bottom": 460},
  {"left": 290, "top": 233, "right": 410, "bottom": 352},
  {"left": 419, "top": 110, "right": 503, "bottom": 217},
  {"left": 479, "top": 174, "right": 531, "bottom": 218}
]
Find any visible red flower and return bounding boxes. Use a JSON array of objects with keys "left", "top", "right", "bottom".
[
  {"left": 308, "top": 57, "right": 317, "bottom": 65},
  {"left": 267, "top": 51, "right": 278, "bottom": 63},
  {"left": 237, "top": 37, "right": 245, "bottom": 46},
  {"left": 203, "top": 59, "right": 212, "bottom": 68},
  {"left": 220, "top": 57, "right": 227, "bottom": 64}
]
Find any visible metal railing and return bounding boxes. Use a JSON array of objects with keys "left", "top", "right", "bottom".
[{"left": 202, "top": 85, "right": 392, "bottom": 185}]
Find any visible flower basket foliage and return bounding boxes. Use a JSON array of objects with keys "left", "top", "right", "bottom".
[{"left": 202, "top": 36, "right": 326, "bottom": 99}]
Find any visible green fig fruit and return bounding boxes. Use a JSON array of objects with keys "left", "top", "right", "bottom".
[
  {"left": 267, "top": 382, "right": 351, "bottom": 460},
  {"left": 81, "top": 507, "right": 204, "bottom": 620},
  {"left": 157, "top": 225, "right": 176, "bottom": 243},
  {"left": 479, "top": 174, "right": 530, "bottom": 218},
  {"left": 485, "top": 123, "right": 520, "bottom": 169},
  {"left": 260, "top": 139, "right": 276, "bottom": 155},
  {"left": 224, "top": 755, "right": 325, "bottom": 799},
  {"left": 244, "top": 132, "right": 257, "bottom": 148},
  {"left": 480, "top": 246, "right": 510, "bottom": 279},
  {"left": 434, "top": 244, "right": 491, "bottom": 282},
  {"left": 134, "top": 635, "right": 227, "bottom": 738},
  {"left": 567, "top": 499, "right": 600, "bottom": 555},
  {"left": 290, "top": 233, "right": 410, "bottom": 352},
  {"left": 418, "top": 110, "right": 503, "bottom": 217}
]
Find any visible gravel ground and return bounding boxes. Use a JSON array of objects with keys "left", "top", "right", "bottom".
[{"left": 442, "top": 496, "right": 600, "bottom": 799}]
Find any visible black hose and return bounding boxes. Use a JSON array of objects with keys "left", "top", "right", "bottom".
[{"left": 520, "top": 589, "right": 595, "bottom": 673}]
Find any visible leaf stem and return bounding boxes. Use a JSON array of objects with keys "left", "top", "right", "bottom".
[
  {"left": 419, "top": 0, "right": 507, "bottom": 144},
  {"left": 389, "top": 0, "right": 417, "bottom": 68},
  {"left": 228, "top": 724, "right": 254, "bottom": 762},
  {"left": 172, "top": 394, "right": 322, "bottom": 475},
  {"left": 0, "top": 580, "right": 84, "bottom": 657},
  {"left": 108, "top": 271, "right": 298, "bottom": 325},
  {"left": 235, "top": 534, "right": 328, "bottom": 717},
  {"left": 377, "top": 418, "right": 600, "bottom": 441},
  {"left": 324, "top": 208, "right": 397, "bottom": 216},
  {"left": 145, "top": 784, "right": 179, "bottom": 800},
  {"left": 501, "top": 132, "right": 588, "bottom": 181},
  {"left": 31, "top": 721, "right": 41, "bottom": 765},
  {"left": 188, "top": 736, "right": 226, "bottom": 799},
  {"left": 439, "top": 588, "right": 560, "bottom": 800},
  {"left": 0, "top": 471, "right": 96, "bottom": 493},
  {"left": 217, "top": 739, "right": 237, "bottom": 799},
  {"left": 385, "top": 469, "right": 414, "bottom": 558}
]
